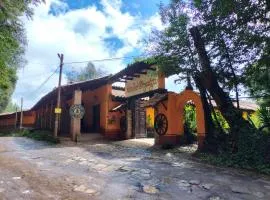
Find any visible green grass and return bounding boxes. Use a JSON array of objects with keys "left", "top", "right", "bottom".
[
  {"left": 0, "top": 129, "right": 60, "bottom": 144},
  {"left": 195, "top": 152, "right": 270, "bottom": 175}
]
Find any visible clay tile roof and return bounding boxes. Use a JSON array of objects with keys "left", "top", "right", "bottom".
[
  {"left": 211, "top": 100, "right": 258, "bottom": 111},
  {"left": 31, "top": 75, "right": 111, "bottom": 110}
]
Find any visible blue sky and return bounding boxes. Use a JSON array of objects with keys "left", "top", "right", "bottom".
[
  {"left": 12, "top": 0, "right": 182, "bottom": 109},
  {"left": 49, "top": 0, "right": 169, "bottom": 59}
]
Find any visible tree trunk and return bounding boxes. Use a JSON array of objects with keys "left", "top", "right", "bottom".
[
  {"left": 189, "top": 26, "right": 255, "bottom": 149},
  {"left": 193, "top": 74, "right": 214, "bottom": 136}
]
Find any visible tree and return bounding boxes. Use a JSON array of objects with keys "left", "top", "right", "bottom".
[
  {"left": 66, "top": 62, "right": 107, "bottom": 82},
  {"left": 4, "top": 101, "right": 19, "bottom": 113},
  {"left": 0, "top": 0, "right": 44, "bottom": 112},
  {"left": 147, "top": 0, "right": 269, "bottom": 154}
]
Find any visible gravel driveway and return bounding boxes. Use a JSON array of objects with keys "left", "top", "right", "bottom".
[{"left": 0, "top": 135, "right": 269, "bottom": 200}]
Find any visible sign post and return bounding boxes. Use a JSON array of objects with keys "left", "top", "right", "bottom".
[{"left": 69, "top": 90, "right": 83, "bottom": 141}]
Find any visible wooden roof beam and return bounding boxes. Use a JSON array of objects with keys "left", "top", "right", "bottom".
[
  {"left": 148, "top": 67, "right": 156, "bottom": 71},
  {"left": 136, "top": 71, "right": 147, "bottom": 75}
]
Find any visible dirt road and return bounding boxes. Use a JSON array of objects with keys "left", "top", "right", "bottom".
[{"left": 0, "top": 136, "right": 270, "bottom": 200}]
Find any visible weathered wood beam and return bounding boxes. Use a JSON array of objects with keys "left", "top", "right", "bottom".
[
  {"left": 136, "top": 71, "right": 147, "bottom": 75},
  {"left": 148, "top": 67, "right": 156, "bottom": 71}
]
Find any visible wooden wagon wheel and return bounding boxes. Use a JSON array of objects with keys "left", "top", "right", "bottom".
[
  {"left": 154, "top": 113, "right": 168, "bottom": 135},
  {"left": 120, "top": 116, "right": 127, "bottom": 133}
]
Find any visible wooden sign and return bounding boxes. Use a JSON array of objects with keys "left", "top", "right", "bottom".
[
  {"left": 125, "top": 66, "right": 162, "bottom": 97},
  {"left": 69, "top": 104, "right": 85, "bottom": 119}
]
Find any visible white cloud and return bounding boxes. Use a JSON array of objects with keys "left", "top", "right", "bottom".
[{"left": 12, "top": 0, "right": 168, "bottom": 109}]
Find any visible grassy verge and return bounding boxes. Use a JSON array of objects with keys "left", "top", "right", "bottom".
[
  {"left": 0, "top": 129, "right": 60, "bottom": 144},
  {"left": 194, "top": 152, "right": 270, "bottom": 175}
]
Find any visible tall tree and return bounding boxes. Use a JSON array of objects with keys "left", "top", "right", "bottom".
[
  {"left": 66, "top": 62, "right": 107, "bottom": 82},
  {"left": 147, "top": 0, "right": 269, "bottom": 152},
  {"left": 0, "top": 0, "right": 44, "bottom": 112}
]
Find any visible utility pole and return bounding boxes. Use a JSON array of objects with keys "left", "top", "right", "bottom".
[
  {"left": 15, "top": 106, "right": 18, "bottom": 129},
  {"left": 54, "top": 53, "right": 64, "bottom": 138},
  {"left": 20, "top": 97, "right": 23, "bottom": 129}
]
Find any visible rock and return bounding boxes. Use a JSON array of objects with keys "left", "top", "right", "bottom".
[
  {"left": 92, "top": 164, "right": 108, "bottom": 171},
  {"left": 201, "top": 183, "right": 214, "bottom": 190},
  {"left": 189, "top": 180, "right": 200, "bottom": 185},
  {"left": 178, "top": 180, "right": 190, "bottom": 190},
  {"left": 22, "top": 190, "right": 31, "bottom": 194},
  {"left": 0, "top": 188, "right": 5, "bottom": 193},
  {"left": 253, "top": 191, "right": 264, "bottom": 198},
  {"left": 74, "top": 185, "right": 87, "bottom": 192},
  {"left": 79, "top": 161, "right": 88, "bottom": 165},
  {"left": 85, "top": 189, "right": 97, "bottom": 195},
  {"left": 230, "top": 185, "right": 250, "bottom": 194},
  {"left": 12, "top": 177, "right": 21, "bottom": 180},
  {"left": 264, "top": 185, "right": 270, "bottom": 190},
  {"left": 140, "top": 169, "right": 151, "bottom": 174},
  {"left": 118, "top": 166, "right": 134, "bottom": 172},
  {"left": 209, "top": 196, "right": 222, "bottom": 200},
  {"left": 143, "top": 185, "right": 159, "bottom": 194}
]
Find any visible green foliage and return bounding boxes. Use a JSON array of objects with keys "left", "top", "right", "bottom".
[
  {"left": 3, "top": 101, "right": 19, "bottom": 113},
  {"left": 249, "top": 111, "right": 262, "bottom": 129},
  {"left": 0, "top": 129, "right": 60, "bottom": 144},
  {"left": 22, "top": 130, "right": 60, "bottom": 144},
  {"left": 0, "top": 67, "right": 17, "bottom": 112},
  {"left": 183, "top": 104, "right": 197, "bottom": 144},
  {"left": 184, "top": 104, "right": 197, "bottom": 133},
  {"left": 245, "top": 63, "right": 270, "bottom": 106},
  {"left": 0, "top": 0, "right": 43, "bottom": 112},
  {"left": 147, "top": 0, "right": 270, "bottom": 172},
  {"left": 212, "top": 110, "right": 230, "bottom": 132},
  {"left": 146, "top": 114, "right": 153, "bottom": 128},
  {"left": 66, "top": 62, "right": 107, "bottom": 82},
  {"left": 197, "top": 152, "right": 270, "bottom": 175}
]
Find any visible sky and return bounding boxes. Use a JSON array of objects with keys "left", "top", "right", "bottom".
[{"left": 13, "top": 0, "right": 183, "bottom": 109}]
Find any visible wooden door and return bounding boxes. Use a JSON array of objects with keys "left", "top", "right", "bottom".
[{"left": 134, "top": 99, "right": 147, "bottom": 138}]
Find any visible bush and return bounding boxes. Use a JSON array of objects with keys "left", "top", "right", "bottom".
[
  {"left": 0, "top": 129, "right": 60, "bottom": 144},
  {"left": 22, "top": 130, "right": 60, "bottom": 144}
]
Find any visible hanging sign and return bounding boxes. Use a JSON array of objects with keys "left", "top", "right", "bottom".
[
  {"left": 125, "top": 66, "right": 162, "bottom": 97},
  {"left": 69, "top": 104, "right": 85, "bottom": 119}
]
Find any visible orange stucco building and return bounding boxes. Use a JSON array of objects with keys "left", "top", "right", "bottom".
[{"left": 0, "top": 61, "right": 258, "bottom": 148}]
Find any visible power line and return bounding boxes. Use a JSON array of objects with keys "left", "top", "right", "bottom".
[
  {"left": 63, "top": 55, "right": 144, "bottom": 65},
  {"left": 29, "top": 66, "right": 59, "bottom": 95}
]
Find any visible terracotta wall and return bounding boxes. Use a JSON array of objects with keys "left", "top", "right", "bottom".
[
  {"left": 155, "top": 90, "right": 206, "bottom": 148},
  {"left": 0, "top": 111, "right": 36, "bottom": 129},
  {"left": 64, "top": 84, "right": 123, "bottom": 137}
]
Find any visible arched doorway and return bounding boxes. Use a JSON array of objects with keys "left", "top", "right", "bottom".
[
  {"left": 176, "top": 90, "right": 206, "bottom": 149},
  {"left": 183, "top": 101, "right": 197, "bottom": 145},
  {"left": 154, "top": 90, "right": 206, "bottom": 149}
]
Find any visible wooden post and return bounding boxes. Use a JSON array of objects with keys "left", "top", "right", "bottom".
[
  {"left": 15, "top": 106, "right": 18, "bottom": 129},
  {"left": 50, "top": 101, "right": 53, "bottom": 129},
  {"left": 54, "top": 53, "right": 64, "bottom": 138},
  {"left": 20, "top": 97, "right": 23, "bottom": 129},
  {"left": 70, "top": 90, "right": 82, "bottom": 141}
]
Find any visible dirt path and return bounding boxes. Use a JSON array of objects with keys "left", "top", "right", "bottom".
[{"left": 0, "top": 136, "right": 270, "bottom": 200}]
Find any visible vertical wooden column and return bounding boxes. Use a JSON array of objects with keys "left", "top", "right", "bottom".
[
  {"left": 40, "top": 107, "right": 43, "bottom": 129},
  {"left": 49, "top": 101, "right": 53, "bottom": 129},
  {"left": 70, "top": 90, "right": 82, "bottom": 141},
  {"left": 126, "top": 110, "right": 132, "bottom": 139}
]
